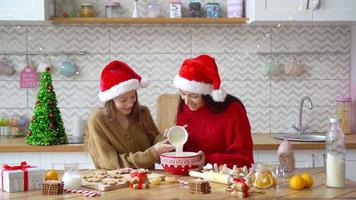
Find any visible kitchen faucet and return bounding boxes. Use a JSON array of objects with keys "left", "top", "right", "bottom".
[{"left": 292, "top": 96, "right": 313, "bottom": 134}]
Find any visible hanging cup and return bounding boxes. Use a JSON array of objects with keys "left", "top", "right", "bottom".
[
  {"left": 263, "top": 56, "right": 283, "bottom": 77},
  {"left": 285, "top": 56, "right": 305, "bottom": 76},
  {"left": 0, "top": 58, "right": 15, "bottom": 76},
  {"left": 60, "top": 57, "right": 77, "bottom": 77}
]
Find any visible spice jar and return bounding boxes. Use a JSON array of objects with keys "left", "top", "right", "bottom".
[
  {"left": 336, "top": 96, "right": 351, "bottom": 134},
  {"left": 206, "top": 2, "right": 220, "bottom": 18},
  {"left": 252, "top": 163, "right": 277, "bottom": 189},
  {"left": 105, "top": 1, "right": 121, "bottom": 18},
  {"left": 189, "top": 0, "right": 202, "bottom": 17},
  {"left": 170, "top": 0, "right": 183, "bottom": 18},
  {"left": 80, "top": 3, "right": 95, "bottom": 17}
]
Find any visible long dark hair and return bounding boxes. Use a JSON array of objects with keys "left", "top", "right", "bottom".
[
  {"left": 178, "top": 94, "right": 245, "bottom": 114},
  {"left": 103, "top": 92, "right": 156, "bottom": 140}
]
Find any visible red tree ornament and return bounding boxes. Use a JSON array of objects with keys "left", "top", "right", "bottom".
[
  {"left": 49, "top": 123, "right": 55, "bottom": 129},
  {"left": 49, "top": 113, "right": 54, "bottom": 119}
]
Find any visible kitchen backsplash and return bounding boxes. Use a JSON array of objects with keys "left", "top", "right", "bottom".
[{"left": 0, "top": 22, "right": 350, "bottom": 135}]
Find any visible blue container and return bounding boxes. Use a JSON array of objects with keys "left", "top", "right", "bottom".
[{"left": 206, "top": 3, "right": 220, "bottom": 18}]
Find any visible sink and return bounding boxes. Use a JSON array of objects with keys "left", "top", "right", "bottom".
[{"left": 273, "top": 133, "right": 326, "bottom": 142}]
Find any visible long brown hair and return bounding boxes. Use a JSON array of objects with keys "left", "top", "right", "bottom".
[
  {"left": 103, "top": 92, "right": 156, "bottom": 140},
  {"left": 178, "top": 94, "right": 245, "bottom": 114}
]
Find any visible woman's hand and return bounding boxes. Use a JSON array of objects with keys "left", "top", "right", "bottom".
[
  {"left": 189, "top": 150, "right": 206, "bottom": 172},
  {"left": 153, "top": 139, "right": 175, "bottom": 156}
]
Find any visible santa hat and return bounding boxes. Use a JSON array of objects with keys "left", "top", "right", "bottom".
[
  {"left": 173, "top": 55, "right": 227, "bottom": 102},
  {"left": 98, "top": 60, "right": 148, "bottom": 102}
]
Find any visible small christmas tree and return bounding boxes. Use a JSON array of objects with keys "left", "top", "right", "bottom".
[{"left": 26, "top": 67, "right": 68, "bottom": 146}]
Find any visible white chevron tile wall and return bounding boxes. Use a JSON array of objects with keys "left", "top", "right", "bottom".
[{"left": 0, "top": 23, "right": 351, "bottom": 135}]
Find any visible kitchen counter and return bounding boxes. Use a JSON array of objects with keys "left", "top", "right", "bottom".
[
  {"left": 0, "top": 168, "right": 356, "bottom": 199},
  {"left": 1, "top": 133, "right": 356, "bottom": 152}
]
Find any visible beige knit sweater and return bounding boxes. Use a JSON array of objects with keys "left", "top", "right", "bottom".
[{"left": 86, "top": 106, "right": 165, "bottom": 170}]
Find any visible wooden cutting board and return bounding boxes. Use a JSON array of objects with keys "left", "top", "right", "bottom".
[{"left": 82, "top": 173, "right": 165, "bottom": 191}]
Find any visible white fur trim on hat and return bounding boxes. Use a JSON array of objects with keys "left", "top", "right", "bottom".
[
  {"left": 211, "top": 89, "right": 227, "bottom": 102},
  {"left": 173, "top": 75, "right": 213, "bottom": 95},
  {"left": 98, "top": 79, "right": 140, "bottom": 102},
  {"left": 140, "top": 78, "right": 149, "bottom": 88}
]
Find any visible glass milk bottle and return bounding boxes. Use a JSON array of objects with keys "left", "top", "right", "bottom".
[
  {"left": 326, "top": 117, "right": 346, "bottom": 188},
  {"left": 62, "top": 163, "right": 82, "bottom": 189}
]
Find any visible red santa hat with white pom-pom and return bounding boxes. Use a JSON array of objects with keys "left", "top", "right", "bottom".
[
  {"left": 98, "top": 60, "right": 149, "bottom": 102},
  {"left": 173, "top": 55, "right": 227, "bottom": 102}
]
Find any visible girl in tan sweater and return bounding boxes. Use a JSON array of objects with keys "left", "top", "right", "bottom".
[{"left": 86, "top": 60, "right": 175, "bottom": 170}]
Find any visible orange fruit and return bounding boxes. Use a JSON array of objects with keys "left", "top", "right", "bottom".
[
  {"left": 253, "top": 171, "right": 275, "bottom": 189},
  {"left": 301, "top": 172, "right": 313, "bottom": 188},
  {"left": 289, "top": 175, "right": 306, "bottom": 190},
  {"left": 45, "top": 170, "right": 58, "bottom": 181}
]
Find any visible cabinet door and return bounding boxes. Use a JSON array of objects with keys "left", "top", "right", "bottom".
[
  {"left": 346, "top": 150, "right": 356, "bottom": 182},
  {"left": 247, "top": 0, "right": 313, "bottom": 22},
  {"left": 256, "top": 150, "right": 318, "bottom": 168},
  {"left": 313, "top": 0, "right": 356, "bottom": 21},
  {"left": 0, "top": 0, "right": 53, "bottom": 21}
]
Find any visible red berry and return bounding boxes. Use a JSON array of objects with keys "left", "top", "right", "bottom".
[
  {"left": 45, "top": 66, "right": 50, "bottom": 72},
  {"left": 49, "top": 123, "right": 54, "bottom": 129},
  {"left": 49, "top": 113, "right": 54, "bottom": 119}
]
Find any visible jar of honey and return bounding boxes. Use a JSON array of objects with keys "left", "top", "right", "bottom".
[{"left": 80, "top": 3, "right": 95, "bottom": 17}]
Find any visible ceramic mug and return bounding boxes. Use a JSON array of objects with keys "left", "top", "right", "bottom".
[
  {"left": 60, "top": 57, "right": 76, "bottom": 77},
  {"left": 263, "top": 56, "right": 283, "bottom": 77},
  {"left": 0, "top": 58, "right": 15, "bottom": 76},
  {"left": 285, "top": 56, "right": 305, "bottom": 76}
]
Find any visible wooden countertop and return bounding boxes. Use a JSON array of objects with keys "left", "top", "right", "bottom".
[
  {"left": 1, "top": 134, "right": 356, "bottom": 152},
  {"left": 1, "top": 168, "right": 356, "bottom": 199}
]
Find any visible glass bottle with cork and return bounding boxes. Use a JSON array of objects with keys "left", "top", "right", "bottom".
[
  {"left": 336, "top": 96, "right": 351, "bottom": 134},
  {"left": 326, "top": 117, "right": 346, "bottom": 188}
]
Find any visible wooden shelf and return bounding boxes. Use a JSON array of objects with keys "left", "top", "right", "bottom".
[{"left": 50, "top": 17, "right": 247, "bottom": 24}]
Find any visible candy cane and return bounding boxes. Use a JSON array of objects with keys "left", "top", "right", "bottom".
[
  {"left": 177, "top": 179, "right": 188, "bottom": 185},
  {"left": 64, "top": 188, "right": 101, "bottom": 197}
]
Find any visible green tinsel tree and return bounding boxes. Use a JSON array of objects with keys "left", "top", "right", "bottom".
[{"left": 26, "top": 67, "right": 68, "bottom": 146}]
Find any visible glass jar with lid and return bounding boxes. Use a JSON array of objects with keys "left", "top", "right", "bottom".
[
  {"left": 252, "top": 163, "right": 277, "bottom": 189},
  {"left": 105, "top": 0, "right": 122, "bottom": 18},
  {"left": 80, "top": 3, "right": 95, "bottom": 17},
  {"left": 189, "top": 0, "right": 202, "bottom": 17},
  {"left": 206, "top": 1, "right": 220, "bottom": 18},
  {"left": 336, "top": 96, "right": 351, "bottom": 134}
]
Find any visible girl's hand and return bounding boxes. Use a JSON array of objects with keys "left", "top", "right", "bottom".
[
  {"left": 189, "top": 150, "right": 206, "bottom": 172},
  {"left": 154, "top": 139, "right": 175, "bottom": 156}
]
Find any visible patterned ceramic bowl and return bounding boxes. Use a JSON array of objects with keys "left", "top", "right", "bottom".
[{"left": 160, "top": 152, "right": 200, "bottom": 175}]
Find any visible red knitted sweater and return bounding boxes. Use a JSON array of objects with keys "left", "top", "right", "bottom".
[{"left": 176, "top": 101, "right": 254, "bottom": 168}]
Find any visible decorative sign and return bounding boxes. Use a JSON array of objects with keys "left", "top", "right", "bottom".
[{"left": 20, "top": 65, "right": 38, "bottom": 88}]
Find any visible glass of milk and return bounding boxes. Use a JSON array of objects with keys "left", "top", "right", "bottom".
[
  {"left": 167, "top": 126, "right": 188, "bottom": 156},
  {"left": 62, "top": 163, "right": 82, "bottom": 189}
]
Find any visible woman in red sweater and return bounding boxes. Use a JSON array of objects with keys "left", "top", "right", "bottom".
[{"left": 173, "top": 55, "right": 254, "bottom": 168}]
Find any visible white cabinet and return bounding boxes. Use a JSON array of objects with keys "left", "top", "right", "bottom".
[
  {"left": 0, "top": 0, "right": 54, "bottom": 21},
  {"left": 254, "top": 150, "right": 319, "bottom": 168},
  {"left": 313, "top": 0, "right": 356, "bottom": 21},
  {"left": 345, "top": 150, "right": 356, "bottom": 182},
  {"left": 246, "top": 0, "right": 312, "bottom": 22},
  {"left": 246, "top": 0, "right": 356, "bottom": 23}
]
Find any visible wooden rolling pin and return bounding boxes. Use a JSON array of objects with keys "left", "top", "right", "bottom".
[{"left": 189, "top": 171, "right": 233, "bottom": 185}]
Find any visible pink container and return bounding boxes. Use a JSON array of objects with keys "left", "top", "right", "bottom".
[{"left": 160, "top": 152, "right": 200, "bottom": 175}]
